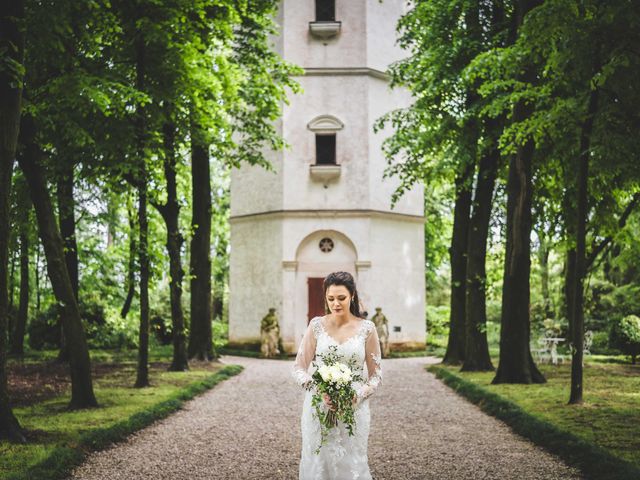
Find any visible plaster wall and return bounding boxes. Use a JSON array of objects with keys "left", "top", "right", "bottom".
[
  {"left": 279, "top": 213, "right": 424, "bottom": 353},
  {"left": 230, "top": 126, "right": 284, "bottom": 218},
  {"left": 282, "top": 74, "right": 370, "bottom": 211},
  {"left": 367, "top": 77, "right": 422, "bottom": 216},
  {"left": 365, "top": 0, "right": 409, "bottom": 72},
  {"left": 366, "top": 215, "right": 425, "bottom": 346},
  {"left": 228, "top": 217, "right": 283, "bottom": 343},
  {"left": 281, "top": 0, "right": 366, "bottom": 68}
]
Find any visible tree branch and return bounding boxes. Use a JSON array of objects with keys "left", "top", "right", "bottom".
[{"left": 586, "top": 192, "right": 640, "bottom": 270}]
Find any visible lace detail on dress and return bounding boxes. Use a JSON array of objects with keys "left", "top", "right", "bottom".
[
  {"left": 311, "top": 317, "right": 323, "bottom": 339},
  {"left": 293, "top": 318, "right": 320, "bottom": 390},
  {"left": 297, "top": 316, "right": 381, "bottom": 480},
  {"left": 355, "top": 323, "right": 382, "bottom": 404}
]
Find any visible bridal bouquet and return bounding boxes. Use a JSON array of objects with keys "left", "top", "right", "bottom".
[{"left": 310, "top": 346, "right": 364, "bottom": 454}]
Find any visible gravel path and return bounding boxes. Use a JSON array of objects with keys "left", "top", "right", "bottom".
[{"left": 69, "top": 356, "right": 582, "bottom": 480}]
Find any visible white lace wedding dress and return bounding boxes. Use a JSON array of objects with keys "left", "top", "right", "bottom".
[{"left": 293, "top": 316, "right": 382, "bottom": 480}]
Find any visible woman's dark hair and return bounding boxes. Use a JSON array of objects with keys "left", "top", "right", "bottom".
[{"left": 323, "top": 271, "right": 367, "bottom": 318}]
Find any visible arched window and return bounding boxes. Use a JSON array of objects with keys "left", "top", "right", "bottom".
[{"left": 307, "top": 115, "right": 344, "bottom": 166}]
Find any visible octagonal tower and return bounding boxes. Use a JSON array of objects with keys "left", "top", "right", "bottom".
[{"left": 229, "top": 0, "right": 425, "bottom": 353}]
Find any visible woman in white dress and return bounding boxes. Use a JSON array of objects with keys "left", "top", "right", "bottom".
[{"left": 293, "top": 271, "right": 382, "bottom": 480}]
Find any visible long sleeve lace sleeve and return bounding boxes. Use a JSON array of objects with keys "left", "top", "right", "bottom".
[
  {"left": 356, "top": 325, "right": 382, "bottom": 404},
  {"left": 292, "top": 321, "right": 317, "bottom": 390}
]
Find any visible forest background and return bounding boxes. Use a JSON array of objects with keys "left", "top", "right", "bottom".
[{"left": 1, "top": 0, "right": 639, "bottom": 477}]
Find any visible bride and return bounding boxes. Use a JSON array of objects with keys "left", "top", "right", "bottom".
[{"left": 293, "top": 271, "right": 382, "bottom": 480}]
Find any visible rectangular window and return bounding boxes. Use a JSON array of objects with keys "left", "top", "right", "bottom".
[
  {"left": 316, "top": 134, "right": 336, "bottom": 165},
  {"left": 315, "top": 0, "right": 335, "bottom": 22}
]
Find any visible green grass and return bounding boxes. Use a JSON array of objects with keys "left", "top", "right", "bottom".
[
  {"left": 387, "top": 350, "right": 432, "bottom": 358},
  {"left": 1, "top": 359, "right": 243, "bottom": 480},
  {"left": 8, "top": 344, "right": 176, "bottom": 365},
  {"left": 430, "top": 360, "right": 640, "bottom": 480},
  {"left": 218, "top": 347, "right": 292, "bottom": 360}
]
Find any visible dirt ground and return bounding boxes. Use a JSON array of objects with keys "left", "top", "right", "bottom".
[{"left": 6, "top": 356, "right": 222, "bottom": 407}]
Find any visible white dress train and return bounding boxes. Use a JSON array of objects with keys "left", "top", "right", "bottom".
[{"left": 293, "top": 316, "right": 382, "bottom": 480}]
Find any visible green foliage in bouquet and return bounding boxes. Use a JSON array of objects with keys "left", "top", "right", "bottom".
[{"left": 310, "top": 345, "right": 365, "bottom": 454}]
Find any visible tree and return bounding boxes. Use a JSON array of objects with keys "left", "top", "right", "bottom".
[
  {"left": 0, "top": 0, "right": 27, "bottom": 443},
  {"left": 120, "top": 192, "right": 137, "bottom": 319},
  {"left": 189, "top": 120, "right": 214, "bottom": 360},
  {"left": 187, "top": 0, "right": 301, "bottom": 360},
  {"left": 9, "top": 176, "right": 31, "bottom": 355},
  {"left": 462, "top": 129, "right": 499, "bottom": 372},
  {"left": 378, "top": 0, "right": 508, "bottom": 367},
  {"left": 153, "top": 112, "right": 189, "bottom": 371},
  {"left": 484, "top": 0, "right": 545, "bottom": 384},
  {"left": 18, "top": 116, "right": 98, "bottom": 408}
]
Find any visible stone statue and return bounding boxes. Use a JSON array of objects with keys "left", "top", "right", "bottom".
[
  {"left": 371, "top": 307, "right": 390, "bottom": 358},
  {"left": 260, "top": 308, "right": 281, "bottom": 358}
]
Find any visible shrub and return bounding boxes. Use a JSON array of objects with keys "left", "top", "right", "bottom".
[
  {"left": 80, "top": 300, "right": 107, "bottom": 339},
  {"left": 89, "top": 305, "right": 138, "bottom": 350},
  {"left": 609, "top": 314, "right": 640, "bottom": 364},
  {"left": 426, "top": 305, "right": 449, "bottom": 337},
  {"left": 591, "top": 330, "right": 616, "bottom": 355},
  {"left": 587, "top": 281, "right": 640, "bottom": 331},
  {"left": 212, "top": 320, "right": 228, "bottom": 349},
  {"left": 150, "top": 314, "right": 173, "bottom": 345},
  {"left": 27, "top": 305, "right": 61, "bottom": 350}
]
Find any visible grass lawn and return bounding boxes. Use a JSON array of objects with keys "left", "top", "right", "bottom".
[
  {"left": 1, "top": 348, "right": 242, "bottom": 480},
  {"left": 435, "top": 359, "right": 640, "bottom": 470}
]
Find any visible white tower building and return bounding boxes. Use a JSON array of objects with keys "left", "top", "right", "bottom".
[{"left": 228, "top": 0, "right": 425, "bottom": 354}]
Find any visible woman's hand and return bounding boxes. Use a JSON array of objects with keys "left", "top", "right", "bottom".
[{"left": 322, "top": 393, "right": 336, "bottom": 411}]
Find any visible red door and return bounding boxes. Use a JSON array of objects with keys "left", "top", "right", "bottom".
[{"left": 307, "top": 277, "right": 325, "bottom": 324}]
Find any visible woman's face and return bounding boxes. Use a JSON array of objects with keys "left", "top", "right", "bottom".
[{"left": 325, "top": 285, "right": 351, "bottom": 316}]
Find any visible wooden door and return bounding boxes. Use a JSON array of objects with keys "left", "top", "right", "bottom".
[{"left": 307, "top": 277, "right": 325, "bottom": 324}]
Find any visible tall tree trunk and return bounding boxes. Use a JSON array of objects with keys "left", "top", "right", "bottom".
[
  {"left": 462, "top": 143, "right": 499, "bottom": 372},
  {"left": 10, "top": 177, "right": 30, "bottom": 356},
  {"left": 537, "top": 230, "right": 553, "bottom": 319},
  {"left": 18, "top": 117, "right": 98, "bottom": 408},
  {"left": 493, "top": 138, "right": 544, "bottom": 383},
  {"left": 120, "top": 192, "right": 136, "bottom": 318},
  {"left": 188, "top": 122, "right": 215, "bottom": 361},
  {"left": 0, "top": 0, "right": 27, "bottom": 442},
  {"left": 35, "top": 242, "right": 41, "bottom": 312},
  {"left": 562, "top": 177, "right": 577, "bottom": 334},
  {"left": 8, "top": 245, "right": 16, "bottom": 312},
  {"left": 9, "top": 229, "right": 28, "bottom": 355},
  {"left": 134, "top": 33, "right": 150, "bottom": 389},
  {"left": 569, "top": 89, "right": 599, "bottom": 405},
  {"left": 56, "top": 164, "right": 78, "bottom": 298},
  {"left": 492, "top": 0, "right": 545, "bottom": 385},
  {"left": 153, "top": 117, "right": 189, "bottom": 371},
  {"left": 135, "top": 179, "right": 150, "bottom": 388},
  {"left": 442, "top": 161, "right": 474, "bottom": 365},
  {"left": 55, "top": 163, "right": 77, "bottom": 362}
]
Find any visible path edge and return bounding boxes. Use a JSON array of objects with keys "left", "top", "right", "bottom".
[
  {"left": 428, "top": 365, "right": 640, "bottom": 480},
  {"left": 8, "top": 364, "right": 244, "bottom": 480}
]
